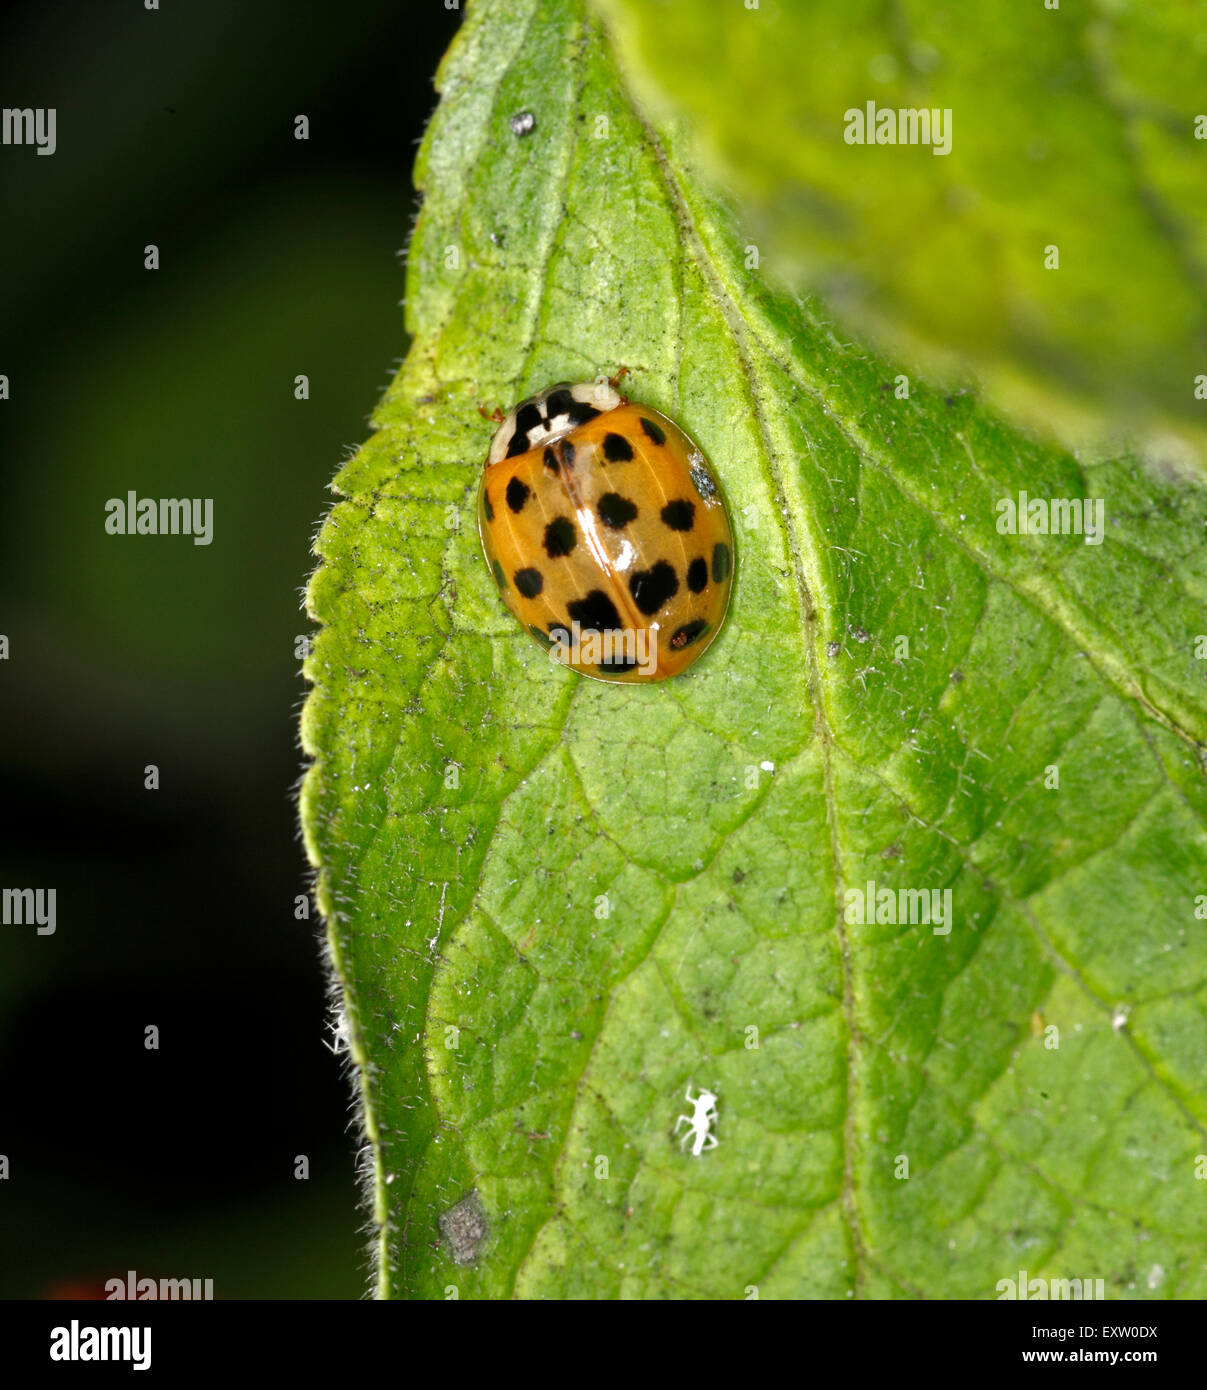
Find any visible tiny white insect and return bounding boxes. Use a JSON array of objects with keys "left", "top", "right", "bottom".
[{"left": 674, "top": 1083, "right": 719, "bottom": 1157}]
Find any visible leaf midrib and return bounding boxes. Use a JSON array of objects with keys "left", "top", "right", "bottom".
[{"left": 598, "top": 21, "right": 869, "bottom": 1294}]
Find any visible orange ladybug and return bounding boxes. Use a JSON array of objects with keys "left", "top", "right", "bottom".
[{"left": 478, "top": 380, "right": 734, "bottom": 683}]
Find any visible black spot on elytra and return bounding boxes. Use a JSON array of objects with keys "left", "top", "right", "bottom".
[
  {"left": 491, "top": 559, "right": 507, "bottom": 590},
  {"left": 712, "top": 541, "right": 731, "bottom": 583},
  {"left": 514, "top": 401, "right": 543, "bottom": 441},
  {"left": 543, "top": 446, "right": 558, "bottom": 474},
  {"left": 639, "top": 416, "right": 666, "bottom": 446},
  {"left": 603, "top": 432, "right": 634, "bottom": 462},
  {"left": 687, "top": 557, "right": 708, "bottom": 593},
  {"left": 660, "top": 498, "right": 695, "bottom": 531},
  {"left": 546, "top": 388, "right": 600, "bottom": 427},
  {"left": 597, "top": 492, "right": 638, "bottom": 529},
  {"left": 544, "top": 517, "right": 577, "bottom": 558},
  {"left": 514, "top": 567, "right": 544, "bottom": 598},
  {"left": 483, "top": 490, "right": 494, "bottom": 522},
  {"left": 506, "top": 477, "right": 530, "bottom": 513},
  {"left": 561, "top": 440, "right": 576, "bottom": 468},
  {"left": 599, "top": 654, "right": 638, "bottom": 674},
  {"left": 629, "top": 560, "right": 678, "bottom": 615},
  {"left": 669, "top": 618, "right": 709, "bottom": 650},
  {"left": 567, "top": 590, "right": 622, "bottom": 631}
]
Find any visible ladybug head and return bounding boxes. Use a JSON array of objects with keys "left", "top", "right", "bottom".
[{"left": 487, "top": 379, "right": 622, "bottom": 464}]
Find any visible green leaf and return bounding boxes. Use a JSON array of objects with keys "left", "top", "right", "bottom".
[
  {"left": 301, "top": 0, "right": 1207, "bottom": 1298},
  {"left": 596, "top": 0, "right": 1207, "bottom": 444}
]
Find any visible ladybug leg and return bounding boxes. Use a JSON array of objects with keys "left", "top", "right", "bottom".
[
  {"left": 593, "top": 365, "right": 630, "bottom": 405},
  {"left": 477, "top": 404, "right": 506, "bottom": 423}
]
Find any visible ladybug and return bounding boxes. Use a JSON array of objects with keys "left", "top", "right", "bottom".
[{"left": 478, "top": 380, "right": 734, "bottom": 683}]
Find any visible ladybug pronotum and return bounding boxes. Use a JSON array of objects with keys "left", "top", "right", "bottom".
[{"left": 478, "top": 380, "right": 734, "bottom": 683}]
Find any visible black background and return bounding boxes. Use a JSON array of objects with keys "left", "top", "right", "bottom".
[{"left": 0, "top": 0, "right": 461, "bottom": 1298}]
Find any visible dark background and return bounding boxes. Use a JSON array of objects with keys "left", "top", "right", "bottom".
[{"left": 0, "top": 0, "right": 460, "bottom": 1298}]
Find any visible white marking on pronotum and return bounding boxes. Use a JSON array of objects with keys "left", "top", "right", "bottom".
[{"left": 674, "top": 1083, "right": 719, "bottom": 1157}]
